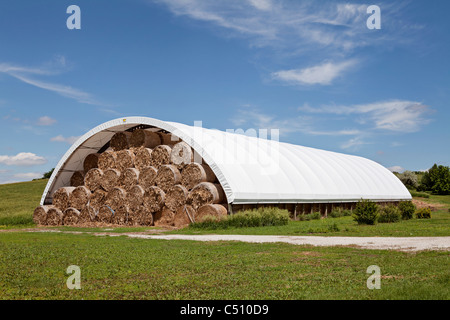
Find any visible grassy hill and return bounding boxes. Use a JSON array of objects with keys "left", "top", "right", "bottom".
[{"left": 0, "top": 179, "right": 48, "bottom": 227}]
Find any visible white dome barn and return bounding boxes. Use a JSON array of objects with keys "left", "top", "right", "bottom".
[{"left": 41, "top": 116, "right": 411, "bottom": 216}]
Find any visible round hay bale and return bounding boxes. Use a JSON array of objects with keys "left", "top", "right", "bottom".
[
  {"left": 170, "top": 142, "right": 193, "bottom": 169},
  {"left": 70, "top": 171, "right": 85, "bottom": 187},
  {"left": 154, "top": 206, "right": 175, "bottom": 227},
  {"left": 112, "top": 205, "right": 129, "bottom": 225},
  {"left": 46, "top": 207, "right": 64, "bottom": 226},
  {"left": 130, "top": 129, "right": 161, "bottom": 148},
  {"left": 165, "top": 184, "right": 188, "bottom": 211},
  {"left": 53, "top": 187, "right": 76, "bottom": 211},
  {"left": 116, "top": 149, "right": 135, "bottom": 172},
  {"left": 84, "top": 168, "right": 104, "bottom": 192},
  {"left": 89, "top": 189, "right": 107, "bottom": 211},
  {"left": 84, "top": 153, "right": 100, "bottom": 172},
  {"left": 136, "top": 205, "right": 153, "bottom": 226},
  {"left": 181, "top": 163, "right": 216, "bottom": 190},
  {"left": 33, "top": 205, "right": 53, "bottom": 225},
  {"left": 155, "top": 164, "right": 181, "bottom": 192},
  {"left": 69, "top": 186, "right": 91, "bottom": 210},
  {"left": 134, "top": 147, "right": 153, "bottom": 171},
  {"left": 63, "top": 207, "right": 81, "bottom": 225},
  {"left": 121, "top": 168, "right": 140, "bottom": 191},
  {"left": 174, "top": 206, "right": 192, "bottom": 228},
  {"left": 196, "top": 204, "right": 228, "bottom": 222},
  {"left": 184, "top": 205, "right": 196, "bottom": 223},
  {"left": 187, "top": 182, "right": 225, "bottom": 210},
  {"left": 110, "top": 131, "right": 132, "bottom": 151},
  {"left": 126, "top": 185, "right": 145, "bottom": 210},
  {"left": 139, "top": 166, "right": 157, "bottom": 190},
  {"left": 101, "top": 168, "right": 121, "bottom": 192},
  {"left": 143, "top": 186, "right": 165, "bottom": 213},
  {"left": 105, "top": 187, "right": 127, "bottom": 211},
  {"left": 81, "top": 205, "right": 97, "bottom": 223},
  {"left": 98, "top": 149, "right": 117, "bottom": 170},
  {"left": 150, "top": 145, "right": 172, "bottom": 169},
  {"left": 97, "top": 205, "right": 114, "bottom": 223},
  {"left": 158, "top": 132, "right": 176, "bottom": 145}
]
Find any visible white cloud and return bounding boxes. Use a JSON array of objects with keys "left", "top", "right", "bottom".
[
  {"left": 272, "top": 60, "right": 357, "bottom": 86},
  {"left": 12, "top": 172, "right": 42, "bottom": 180},
  {"left": 248, "top": 0, "right": 272, "bottom": 11},
  {"left": 340, "top": 137, "right": 369, "bottom": 150},
  {"left": 36, "top": 116, "right": 57, "bottom": 126},
  {"left": 51, "top": 135, "right": 80, "bottom": 145},
  {"left": 299, "top": 100, "right": 433, "bottom": 133},
  {"left": 388, "top": 166, "right": 404, "bottom": 173},
  {"left": 0, "top": 152, "right": 47, "bottom": 166}
]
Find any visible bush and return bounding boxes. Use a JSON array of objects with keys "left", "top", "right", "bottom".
[
  {"left": 419, "top": 164, "right": 450, "bottom": 195},
  {"left": 378, "top": 205, "right": 402, "bottom": 223},
  {"left": 409, "top": 190, "right": 430, "bottom": 198},
  {"left": 398, "top": 201, "right": 416, "bottom": 220},
  {"left": 352, "top": 199, "right": 379, "bottom": 225},
  {"left": 299, "top": 212, "right": 321, "bottom": 221},
  {"left": 397, "top": 171, "right": 419, "bottom": 189},
  {"left": 329, "top": 208, "right": 352, "bottom": 218},
  {"left": 416, "top": 208, "right": 432, "bottom": 219},
  {"left": 190, "top": 207, "right": 290, "bottom": 229}
]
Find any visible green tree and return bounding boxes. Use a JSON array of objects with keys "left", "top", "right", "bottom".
[
  {"left": 42, "top": 168, "right": 54, "bottom": 179},
  {"left": 397, "top": 171, "right": 418, "bottom": 189},
  {"left": 419, "top": 164, "right": 450, "bottom": 195}
]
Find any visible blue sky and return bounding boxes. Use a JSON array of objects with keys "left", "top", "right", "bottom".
[{"left": 0, "top": 0, "right": 449, "bottom": 183}]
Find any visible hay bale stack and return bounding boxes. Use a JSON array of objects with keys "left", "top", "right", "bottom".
[
  {"left": 53, "top": 187, "right": 76, "bottom": 211},
  {"left": 126, "top": 185, "right": 145, "bottom": 210},
  {"left": 70, "top": 171, "right": 85, "bottom": 187},
  {"left": 187, "top": 182, "right": 225, "bottom": 210},
  {"left": 69, "top": 186, "right": 91, "bottom": 210},
  {"left": 121, "top": 168, "right": 139, "bottom": 191},
  {"left": 154, "top": 206, "right": 175, "bottom": 227},
  {"left": 165, "top": 185, "right": 188, "bottom": 211},
  {"left": 139, "top": 166, "right": 157, "bottom": 190},
  {"left": 84, "top": 168, "right": 103, "bottom": 192},
  {"left": 63, "top": 207, "right": 81, "bottom": 225},
  {"left": 98, "top": 149, "right": 117, "bottom": 170},
  {"left": 174, "top": 206, "right": 192, "bottom": 228},
  {"left": 97, "top": 205, "right": 113, "bottom": 223},
  {"left": 134, "top": 147, "right": 153, "bottom": 171},
  {"left": 46, "top": 207, "right": 64, "bottom": 226},
  {"left": 150, "top": 145, "right": 172, "bottom": 169},
  {"left": 89, "top": 189, "right": 107, "bottom": 211},
  {"left": 136, "top": 205, "right": 153, "bottom": 226},
  {"left": 105, "top": 187, "right": 127, "bottom": 211},
  {"left": 130, "top": 129, "right": 161, "bottom": 148},
  {"left": 170, "top": 142, "right": 193, "bottom": 169},
  {"left": 112, "top": 205, "right": 129, "bottom": 225},
  {"left": 196, "top": 204, "right": 228, "bottom": 222},
  {"left": 181, "top": 163, "right": 216, "bottom": 190},
  {"left": 33, "top": 205, "right": 53, "bottom": 225},
  {"left": 158, "top": 132, "right": 176, "bottom": 145},
  {"left": 110, "top": 131, "right": 132, "bottom": 151},
  {"left": 116, "top": 149, "right": 135, "bottom": 172},
  {"left": 101, "top": 169, "right": 121, "bottom": 192},
  {"left": 155, "top": 165, "right": 181, "bottom": 192},
  {"left": 84, "top": 153, "right": 100, "bottom": 172},
  {"left": 143, "top": 186, "right": 165, "bottom": 213}
]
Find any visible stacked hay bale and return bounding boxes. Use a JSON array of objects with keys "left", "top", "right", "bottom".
[{"left": 33, "top": 128, "right": 228, "bottom": 226}]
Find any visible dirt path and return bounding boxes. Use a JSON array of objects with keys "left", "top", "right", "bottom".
[{"left": 23, "top": 229, "right": 450, "bottom": 252}]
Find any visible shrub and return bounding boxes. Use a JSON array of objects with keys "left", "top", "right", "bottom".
[
  {"left": 378, "top": 205, "right": 402, "bottom": 223},
  {"left": 398, "top": 201, "right": 416, "bottom": 220},
  {"left": 352, "top": 199, "right": 379, "bottom": 225},
  {"left": 299, "top": 212, "right": 321, "bottom": 221},
  {"left": 409, "top": 190, "right": 430, "bottom": 198},
  {"left": 190, "top": 207, "right": 290, "bottom": 229},
  {"left": 329, "top": 208, "right": 351, "bottom": 218},
  {"left": 416, "top": 208, "right": 432, "bottom": 219},
  {"left": 397, "top": 171, "right": 419, "bottom": 189}
]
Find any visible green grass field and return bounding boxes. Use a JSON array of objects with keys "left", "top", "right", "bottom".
[
  {"left": 0, "top": 231, "right": 448, "bottom": 300},
  {"left": 0, "top": 180, "right": 449, "bottom": 300}
]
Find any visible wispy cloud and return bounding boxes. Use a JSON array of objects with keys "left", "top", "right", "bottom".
[
  {"left": 388, "top": 165, "right": 404, "bottom": 173},
  {"left": 0, "top": 58, "right": 106, "bottom": 106},
  {"left": 0, "top": 152, "right": 47, "bottom": 166},
  {"left": 272, "top": 60, "right": 357, "bottom": 86},
  {"left": 36, "top": 116, "right": 57, "bottom": 126},
  {"left": 298, "top": 100, "right": 433, "bottom": 133},
  {"left": 50, "top": 135, "right": 81, "bottom": 145}
]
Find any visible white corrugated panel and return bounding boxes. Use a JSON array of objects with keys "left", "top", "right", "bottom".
[{"left": 40, "top": 116, "right": 411, "bottom": 205}]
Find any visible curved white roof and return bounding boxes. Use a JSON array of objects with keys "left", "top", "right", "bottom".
[{"left": 40, "top": 116, "right": 411, "bottom": 205}]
